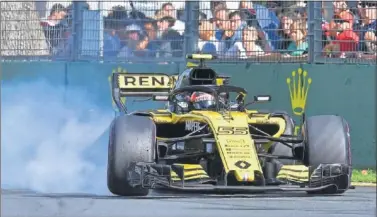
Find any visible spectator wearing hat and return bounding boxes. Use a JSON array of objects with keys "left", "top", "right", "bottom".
[
  {"left": 324, "top": 11, "right": 359, "bottom": 57},
  {"left": 117, "top": 24, "right": 143, "bottom": 58}
]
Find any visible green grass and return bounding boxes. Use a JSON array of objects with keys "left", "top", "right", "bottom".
[{"left": 352, "top": 169, "right": 376, "bottom": 183}]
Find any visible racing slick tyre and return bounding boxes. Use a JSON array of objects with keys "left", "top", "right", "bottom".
[
  {"left": 268, "top": 112, "right": 296, "bottom": 165},
  {"left": 303, "top": 115, "right": 351, "bottom": 194},
  {"left": 107, "top": 115, "right": 156, "bottom": 196}
]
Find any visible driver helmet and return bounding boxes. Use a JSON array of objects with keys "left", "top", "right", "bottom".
[{"left": 190, "top": 91, "right": 216, "bottom": 110}]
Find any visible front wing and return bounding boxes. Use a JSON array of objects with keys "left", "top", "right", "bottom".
[{"left": 126, "top": 162, "right": 351, "bottom": 194}]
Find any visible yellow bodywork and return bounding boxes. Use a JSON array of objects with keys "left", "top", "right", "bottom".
[
  {"left": 277, "top": 165, "right": 309, "bottom": 183},
  {"left": 170, "top": 164, "right": 210, "bottom": 181},
  {"left": 110, "top": 70, "right": 311, "bottom": 184},
  {"left": 145, "top": 109, "right": 308, "bottom": 183}
]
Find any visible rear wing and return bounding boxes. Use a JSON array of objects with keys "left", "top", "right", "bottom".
[
  {"left": 111, "top": 73, "right": 177, "bottom": 112},
  {"left": 110, "top": 66, "right": 231, "bottom": 113},
  {"left": 112, "top": 73, "right": 177, "bottom": 97}
]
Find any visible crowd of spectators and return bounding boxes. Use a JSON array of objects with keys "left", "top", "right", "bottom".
[{"left": 38, "top": 1, "right": 376, "bottom": 61}]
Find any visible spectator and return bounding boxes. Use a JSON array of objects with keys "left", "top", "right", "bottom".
[
  {"left": 40, "top": 4, "right": 67, "bottom": 52},
  {"left": 239, "top": 0, "right": 258, "bottom": 27},
  {"left": 276, "top": 13, "right": 294, "bottom": 51},
  {"left": 241, "top": 25, "right": 265, "bottom": 58},
  {"left": 239, "top": 0, "right": 253, "bottom": 11},
  {"left": 107, "top": 5, "right": 128, "bottom": 21},
  {"left": 46, "top": 3, "right": 67, "bottom": 25},
  {"left": 211, "top": 1, "right": 227, "bottom": 16},
  {"left": 324, "top": 11, "right": 359, "bottom": 57},
  {"left": 239, "top": 1, "right": 273, "bottom": 52},
  {"left": 253, "top": 2, "right": 282, "bottom": 51},
  {"left": 117, "top": 24, "right": 143, "bottom": 58},
  {"left": 159, "top": 16, "right": 183, "bottom": 57},
  {"left": 333, "top": 0, "right": 350, "bottom": 15},
  {"left": 198, "top": 20, "right": 218, "bottom": 54},
  {"left": 229, "top": 11, "right": 247, "bottom": 43},
  {"left": 354, "top": 1, "right": 377, "bottom": 54},
  {"left": 213, "top": 7, "right": 234, "bottom": 53},
  {"left": 287, "top": 19, "right": 308, "bottom": 56},
  {"left": 147, "top": 16, "right": 182, "bottom": 58},
  {"left": 214, "top": 6, "right": 229, "bottom": 33},
  {"left": 225, "top": 25, "right": 264, "bottom": 59},
  {"left": 133, "top": 34, "right": 150, "bottom": 57},
  {"left": 102, "top": 6, "right": 128, "bottom": 59},
  {"left": 364, "top": 31, "right": 377, "bottom": 54},
  {"left": 144, "top": 19, "right": 158, "bottom": 42},
  {"left": 160, "top": 3, "right": 185, "bottom": 35},
  {"left": 32, "top": 0, "right": 375, "bottom": 61}
]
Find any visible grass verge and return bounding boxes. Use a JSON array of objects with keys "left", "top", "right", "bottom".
[{"left": 352, "top": 169, "right": 376, "bottom": 183}]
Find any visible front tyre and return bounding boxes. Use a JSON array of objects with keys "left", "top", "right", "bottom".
[
  {"left": 303, "top": 115, "right": 352, "bottom": 194},
  {"left": 107, "top": 115, "right": 156, "bottom": 196}
]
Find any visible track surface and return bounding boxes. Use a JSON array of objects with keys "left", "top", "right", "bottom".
[{"left": 2, "top": 187, "right": 376, "bottom": 217}]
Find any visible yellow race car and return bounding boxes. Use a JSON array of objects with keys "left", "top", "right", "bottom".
[{"left": 107, "top": 54, "right": 352, "bottom": 196}]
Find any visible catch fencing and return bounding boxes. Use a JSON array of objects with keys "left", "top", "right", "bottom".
[{"left": 0, "top": 1, "right": 376, "bottom": 64}]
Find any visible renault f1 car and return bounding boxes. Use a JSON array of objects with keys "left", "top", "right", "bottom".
[{"left": 107, "top": 54, "right": 352, "bottom": 196}]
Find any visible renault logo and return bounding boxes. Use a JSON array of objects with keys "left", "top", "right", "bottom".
[{"left": 235, "top": 160, "right": 251, "bottom": 169}]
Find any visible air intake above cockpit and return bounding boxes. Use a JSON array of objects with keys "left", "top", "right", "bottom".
[{"left": 190, "top": 68, "right": 216, "bottom": 85}]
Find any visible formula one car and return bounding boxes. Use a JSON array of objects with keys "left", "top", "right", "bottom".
[{"left": 107, "top": 54, "right": 352, "bottom": 196}]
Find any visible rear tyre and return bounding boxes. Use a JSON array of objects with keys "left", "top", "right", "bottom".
[
  {"left": 107, "top": 115, "right": 156, "bottom": 196},
  {"left": 303, "top": 115, "right": 352, "bottom": 194}
]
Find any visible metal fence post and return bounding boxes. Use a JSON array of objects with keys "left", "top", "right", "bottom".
[
  {"left": 313, "top": 1, "right": 323, "bottom": 64},
  {"left": 71, "top": 2, "right": 84, "bottom": 61},
  {"left": 71, "top": 2, "right": 77, "bottom": 61},
  {"left": 0, "top": 2, "right": 2, "bottom": 59},
  {"left": 98, "top": 1, "right": 104, "bottom": 59},
  {"left": 184, "top": 1, "right": 199, "bottom": 58},
  {"left": 307, "top": 1, "right": 315, "bottom": 64}
]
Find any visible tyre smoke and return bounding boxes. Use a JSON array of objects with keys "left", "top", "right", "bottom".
[{"left": 1, "top": 80, "right": 113, "bottom": 194}]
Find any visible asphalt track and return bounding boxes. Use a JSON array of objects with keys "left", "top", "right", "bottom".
[{"left": 2, "top": 187, "right": 376, "bottom": 217}]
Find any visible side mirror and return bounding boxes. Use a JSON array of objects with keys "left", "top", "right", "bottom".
[
  {"left": 253, "top": 95, "right": 271, "bottom": 102},
  {"left": 243, "top": 95, "right": 271, "bottom": 109}
]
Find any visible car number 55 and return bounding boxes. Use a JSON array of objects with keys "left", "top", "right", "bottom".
[{"left": 218, "top": 127, "right": 248, "bottom": 135}]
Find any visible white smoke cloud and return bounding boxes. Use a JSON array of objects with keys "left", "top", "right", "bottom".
[{"left": 1, "top": 79, "right": 113, "bottom": 194}]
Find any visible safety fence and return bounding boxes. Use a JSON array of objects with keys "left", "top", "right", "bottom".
[{"left": 0, "top": 1, "right": 376, "bottom": 64}]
